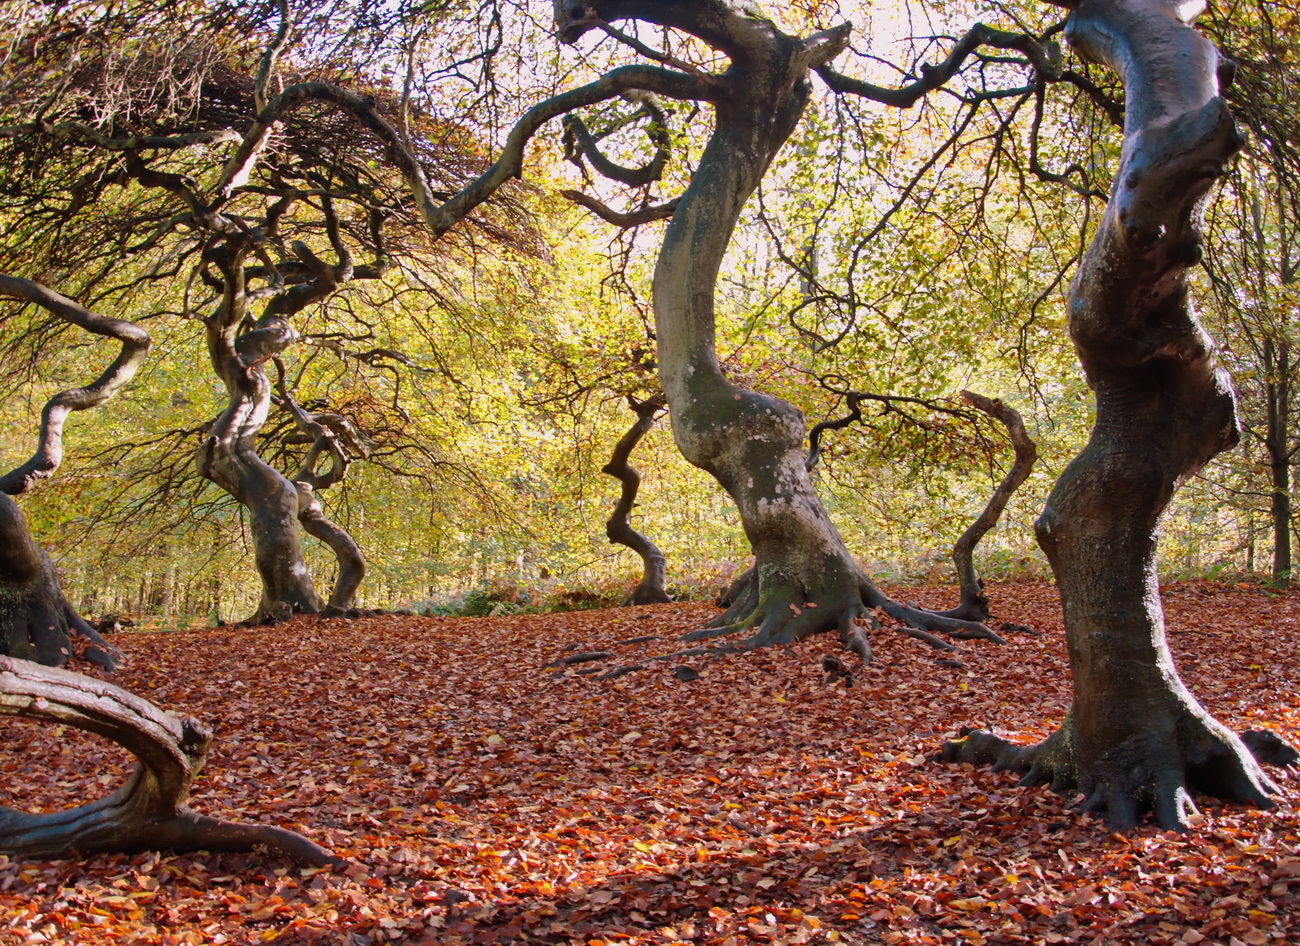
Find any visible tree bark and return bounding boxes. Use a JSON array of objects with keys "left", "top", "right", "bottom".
[
  {"left": 0, "top": 656, "right": 341, "bottom": 865},
  {"left": 934, "top": 391, "right": 1039, "bottom": 622},
  {"left": 557, "top": 3, "right": 989, "bottom": 663},
  {"left": 198, "top": 312, "right": 323, "bottom": 620},
  {"left": 0, "top": 276, "right": 150, "bottom": 668},
  {"left": 943, "top": 0, "right": 1282, "bottom": 829},
  {"left": 603, "top": 394, "right": 673, "bottom": 605},
  {"left": 274, "top": 362, "right": 368, "bottom": 612},
  {"left": 645, "top": 14, "right": 875, "bottom": 656}
]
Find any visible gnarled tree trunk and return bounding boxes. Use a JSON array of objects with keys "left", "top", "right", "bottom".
[
  {"left": 603, "top": 393, "right": 673, "bottom": 605},
  {"left": 275, "top": 361, "right": 369, "bottom": 613},
  {"left": 0, "top": 276, "right": 149, "bottom": 668},
  {"left": 0, "top": 656, "right": 341, "bottom": 865},
  {"left": 942, "top": 0, "right": 1289, "bottom": 829},
  {"left": 555, "top": 1, "right": 999, "bottom": 665},
  {"left": 198, "top": 312, "right": 322, "bottom": 620},
  {"left": 934, "top": 391, "right": 1039, "bottom": 622},
  {"left": 196, "top": 233, "right": 370, "bottom": 622}
]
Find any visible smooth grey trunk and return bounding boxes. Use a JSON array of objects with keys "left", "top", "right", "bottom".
[
  {"left": 1264, "top": 337, "right": 1292, "bottom": 583},
  {"left": 942, "top": 0, "right": 1284, "bottom": 829},
  {"left": 554, "top": 1, "right": 999, "bottom": 661}
]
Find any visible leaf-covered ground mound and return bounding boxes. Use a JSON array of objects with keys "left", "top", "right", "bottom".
[{"left": 2, "top": 580, "right": 1299, "bottom": 945}]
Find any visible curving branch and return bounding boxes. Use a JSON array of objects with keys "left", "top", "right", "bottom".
[
  {"left": 563, "top": 93, "right": 672, "bottom": 186},
  {"left": 806, "top": 394, "right": 863, "bottom": 472},
  {"left": 0, "top": 124, "right": 240, "bottom": 151},
  {"left": 218, "top": 67, "right": 715, "bottom": 227},
  {"left": 932, "top": 391, "right": 1039, "bottom": 622},
  {"left": 942, "top": 0, "right": 1281, "bottom": 831},
  {"left": 0, "top": 277, "right": 150, "bottom": 668},
  {"left": 0, "top": 277, "right": 152, "bottom": 497},
  {"left": 560, "top": 190, "right": 679, "bottom": 227},
  {"left": 603, "top": 393, "right": 673, "bottom": 605},
  {"left": 0, "top": 656, "right": 342, "bottom": 866},
  {"left": 815, "top": 22, "right": 1064, "bottom": 108}
]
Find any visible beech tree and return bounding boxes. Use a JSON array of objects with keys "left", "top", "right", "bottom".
[
  {"left": 544, "top": 0, "right": 1084, "bottom": 659},
  {"left": 802, "top": 387, "right": 1038, "bottom": 623},
  {"left": 941, "top": 0, "right": 1295, "bottom": 828},
  {"left": 602, "top": 393, "right": 673, "bottom": 605},
  {"left": 0, "top": 0, "right": 538, "bottom": 626},
  {"left": 0, "top": 278, "right": 147, "bottom": 667}
]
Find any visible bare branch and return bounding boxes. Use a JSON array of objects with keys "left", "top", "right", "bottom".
[
  {"left": 815, "top": 22, "right": 1063, "bottom": 108},
  {"left": 561, "top": 190, "right": 679, "bottom": 227},
  {"left": 0, "top": 277, "right": 151, "bottom": 497}
]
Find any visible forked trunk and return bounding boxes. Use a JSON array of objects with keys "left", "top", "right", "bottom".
[
  {"left": 198, "top": 314, "right": 322, "bottom": 620},
  {"left": 275, "top": 365, "right": 368, "bottom": 612}
]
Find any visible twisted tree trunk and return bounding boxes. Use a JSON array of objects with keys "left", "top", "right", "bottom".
[
  {"left": 603, "top": 394, "right": 673, "bottom": 605},
  {"left": 942, "top": 0, "right": 1289, "bottom": 829},
  {"left": 275, "top": 362, "right": 369, "bottom": 612},
  {"left": 0, "top": 656, "right": 341, "bottom": 865},
  {"left": 934, "top": 391, "right": 1038, "bottom": 622},
  {"left": 198, "top": 313, "right": 322, "bottom": 620},
  {"left": 196, "top": 234, "right": 371, "bottom": 621},
  {"left": 555, "top": 1, "right": 1002, "bottom": 665},
  {"left": 0, "top": 277, "right": 149, "bottom": 668}
]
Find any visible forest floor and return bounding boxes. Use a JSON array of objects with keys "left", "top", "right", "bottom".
[{"left": 2, "top": 580, "right": 1299, "bottom": 945}]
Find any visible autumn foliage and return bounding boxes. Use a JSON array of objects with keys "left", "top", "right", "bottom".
[{"left": 2, "top": 581, "right": 1298, "bottom": 944}]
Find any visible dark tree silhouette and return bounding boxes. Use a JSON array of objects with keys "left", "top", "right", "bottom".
[
  {"left": 603, "top": 393, "right": 673, "bottom": 605},
  {"left": 0, "top": 277, "right": 149, "bottom": 669}
]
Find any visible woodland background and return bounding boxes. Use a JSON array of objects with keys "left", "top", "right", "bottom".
[{"left": 1, "top": 0, "right": 1296, "bottom": 627}]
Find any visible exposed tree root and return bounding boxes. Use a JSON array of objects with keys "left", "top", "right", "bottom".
[
  {"left": 699, "top": 568, "right": 1003, "bottom": 660},
  {"left": 1, "top": 496, "right": 120, "bottom": 670},
  {"left": 938, "top": 711, "right": 1294, "bottom": 831},
  {"left": 0, "top": 656, "right": 343, "bottom": 866},
  {"left": 546, "top": 564, "right": 1020, "bottom": 678}
]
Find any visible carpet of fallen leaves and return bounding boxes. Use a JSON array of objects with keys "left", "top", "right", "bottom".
[{"left": 2, "top": 580, "right": 1300, "bottom": 946}]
